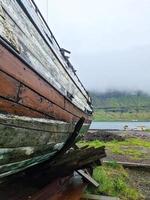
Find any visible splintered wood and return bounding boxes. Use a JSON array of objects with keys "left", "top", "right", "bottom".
[{"left": 33, "top": 145, "right": 106, "bottom": 179}]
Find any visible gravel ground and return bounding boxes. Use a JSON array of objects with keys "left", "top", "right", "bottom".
[{"left": 127, "top": 168, "right": 150, "bottom": 200}]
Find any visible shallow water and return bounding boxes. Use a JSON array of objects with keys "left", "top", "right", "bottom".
[{"left": 90, "top": 121, "right": 150, "bottom": 130}]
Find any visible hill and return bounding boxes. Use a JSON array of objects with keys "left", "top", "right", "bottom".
[{"left": 90, "top": 91, "right": 150, "bottom": 121}]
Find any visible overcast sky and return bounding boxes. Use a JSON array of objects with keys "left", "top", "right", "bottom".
[{"left": 34, "top": 0, "right": 150, "bottom": 93}]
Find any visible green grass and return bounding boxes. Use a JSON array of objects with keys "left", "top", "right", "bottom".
[
  {"left": 78, "top": 138, "right": 150, "bottom": 159},
  {"left": 90, "top": 91, "right": 150, "bottom": 108},
  {"left": 93, "top": 110, "right": 150, "bottom": 121},
  {"left": 143, "top": 129, "right": 150, "bottom": 132},
  {"left": 87, "top": 162, "right": 142, "bottom": 200}
]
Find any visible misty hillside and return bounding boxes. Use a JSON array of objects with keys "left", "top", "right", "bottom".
[
  {"left": 90, "top": 91, "right": 150, "bottom": 121},
  {"left": 90, "top": 91, "right": 150, "bottom": 109}
]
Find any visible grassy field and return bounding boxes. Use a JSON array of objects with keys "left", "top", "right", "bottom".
[
  {"left": 79, "top": 137, "right": 150, "bottom": 160},
  {"left": 87, "top": 162, "right": 142, "bottom": 200},
  {"left": 90, "top": 91, "right": 150, "bottom": 121},
  {"left": 93, "top": 109, "right": 150, "bottom": 121},
  {"left": 78, "top": 135, "right": 150, "bottom": 199},
  {"left": 90, "top": 91, "right": 150, "bottom": 108}
]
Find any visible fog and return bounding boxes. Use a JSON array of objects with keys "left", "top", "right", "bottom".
[{"left": 34, "top": 0, "right": 150, "bottom": 93}]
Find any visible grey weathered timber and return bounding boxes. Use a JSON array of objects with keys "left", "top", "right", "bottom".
[
  {"left": 77, "top": 170, "right": 99, "bottom": 187},
  {"left": 0, "top": 152, "right": 56, "bottom": 178},
  {"left": 0, "top": 114, "right": 90, "bottom": 179},
  {"left": 0, "top": 0, "right": 92, "bottom": 113},
  {"left": 0, "top": 124, "right": 69, "bottom": 147},
  {"left": 103, "top": 160, "right": 150, "bottom": 169},
  {"left": 0, "top": 143, "right": 55, "bottom": 165},
  {"left": 0, "top": 114, "right": 90, "bottom": 134}
]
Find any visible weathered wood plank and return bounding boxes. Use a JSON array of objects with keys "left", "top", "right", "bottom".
[
  {"left": 0, "top": 123, "right": 69, "bottom": 148},
  {"left": 0, "top": 70, "right": 20, "bottom": 101},
  {"left": 0, "top": 152, "right": 56, "bottom": 178},
  {"left": 28, "top": 146, "right": 105, "bottom": 181},
  {"left": 51, "top": 147, "right": 105, "bottom": 167},
  {"left": 0, "top": 114, "right": 74, "bottom": 133},
  {"left": 65, "top": 99, "right": 88, "bottom": 120},
  {"left": 103, "top": 160, "right": 150, "bottom": 169},
  {"left": 18, "top": 85, "right": 78, "bottom": 122},
  {"left": 20, "top": 0, "right": 89, "bottom": 98},
  {"left": 77, "top": 170, "right": 99, "bottom": 187},
  {"left": 0, "top": 0, "right": 92, "bottom": 113},
  {"left": 0, "top": 45, "right": 91, "bottom": 122},
  {"left": 0, "top": 114, "right": 91, "bottom": 178},
  {"left": 0, "top": 97, "right": 46, "bottom": 118},
  {"left": 0, "top": 143, "right": 55, "bottom": 165},
  {"left": 13, "top": 0, "right": 90, "bottom": 101},
  {"left": 0, "top": 44, "right": 65, "bottom": 108}
]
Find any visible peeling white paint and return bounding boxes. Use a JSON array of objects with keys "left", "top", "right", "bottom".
[{"left": 0, "top": 0, "right": 92, "bottom": 113}]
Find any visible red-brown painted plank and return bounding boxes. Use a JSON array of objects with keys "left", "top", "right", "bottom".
[
  {"left": 65, "top": 99, "right": 91, "bottom": 122},
  {"left": 0, "top": 70, "right": 20, "bottom": 101},
  {"left": 0, "top": 45, "right": 65, "bottom": 108},
  {"left": 0, "top": 70, "right": 80, "bottom": 122},
  {"left": 0, "top": 97, "right": 46, "bottom": 118},
  {"left": 18, "top": 85, "right": 78, "bottom": 122},
  {"left": 0, "top": 45, "right": 91, "bottom": 123}
]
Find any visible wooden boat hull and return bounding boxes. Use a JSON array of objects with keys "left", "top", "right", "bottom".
[
  {"left": 0, "top": 114, "right": 90, "bottom": 179},
  {"left": 0, "top": 45, "right": 91, "bottom": 123},
  {"left": 0, "top": 0, "right": 92, "bottom": 179}
]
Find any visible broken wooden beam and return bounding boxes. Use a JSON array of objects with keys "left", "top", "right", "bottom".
[
  {"left": 76, "top": 170, "right": 99, "bottom": 187},
  {"left": 35, "top": 146, "right": 106, "bottom": 180},
  {"left": 103, "top": 161, "right": 150, "bottom": 170}
]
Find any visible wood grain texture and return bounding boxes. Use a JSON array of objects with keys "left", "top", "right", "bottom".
[
  {"left": 0, "top": 46, "right": 91, "bottom": 122},
  {"left": 0, "top": 0, "right": 92, "bottom": 113},
  {"left": 0, "top": 143, "right": 55, "bottom": 165},
  {"left": 0, "top": 70, "right": 20, "bottom": 101},
  {"left": 18, "top": 85, "right": 78, "bottom": 122},
  {"left": 0, "top": 123, "right": 69, "bottom": 148},
  {"left": 0, "top": 114, "right": 74, "bottom": 133},
  {"left": 0, "top": 44, "right": 65, "bottom": 108},
  {"left": 0, "top": 113, "right": 90, "bottom": 174},
  {"left": 0, "top": 97, "right": 46, "bottom": 118},
  {"left": 0, "top": 152, "right": 56, "bottom": 177}
]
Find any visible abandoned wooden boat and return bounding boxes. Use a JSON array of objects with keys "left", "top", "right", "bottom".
[{"left": 0, "top": 0, "right": 93, "bottom": 179}]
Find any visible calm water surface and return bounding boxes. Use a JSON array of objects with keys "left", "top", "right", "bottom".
[{"left": 90, "top": 121, "right": 150, "bottom": 130}]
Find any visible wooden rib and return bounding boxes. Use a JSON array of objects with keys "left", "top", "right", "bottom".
[
  {"left": 0, "top": 70, "right": 20, "bottom": 101},
  {"left": 0, "top": 97, "right": 46, "bottom": 118}
]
